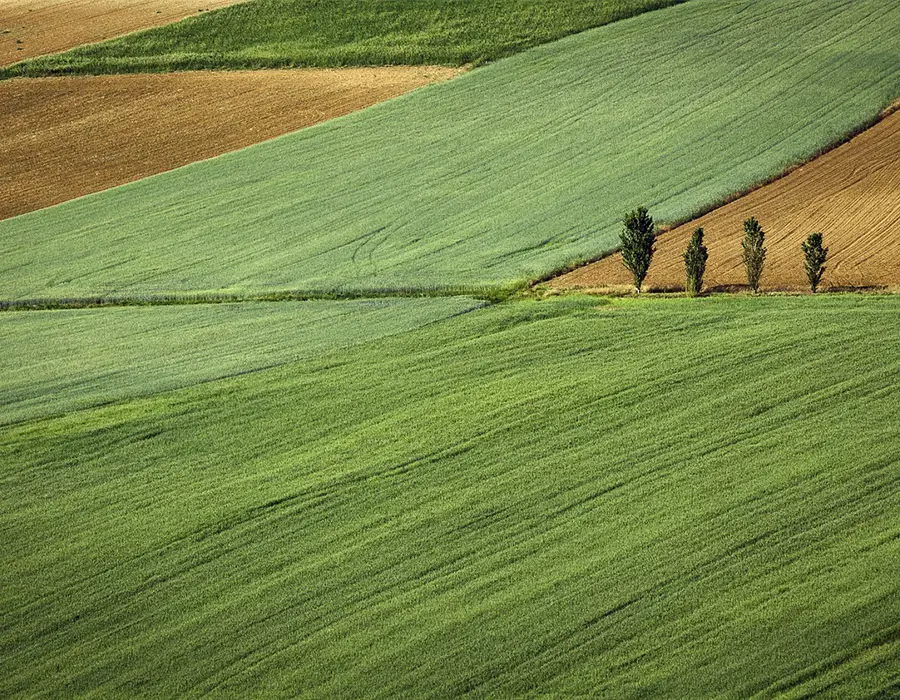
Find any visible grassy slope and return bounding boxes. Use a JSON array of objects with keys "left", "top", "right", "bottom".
[
  {"left": 0, "top": 0, "right": 686, "bottom": 75},
  {"left": 2, "top": 295, "right": 899, "bottom": 697},
  {"left": 0, "top": 297, "right": 480, "bottom": 425},
  {"left": 2, "top": 0, "right": 899, "bottom": 301}
]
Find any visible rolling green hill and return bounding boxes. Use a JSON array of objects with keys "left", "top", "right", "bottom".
[
  {"left": 0, "top": 297, "right": 481, "bottom": 425},
  {"left": 5, "top": 0, "right": 899, "bottom": 695},
  {"left": 3, "top": 295, "right": 899, "bottom": 696},
  {"left": 0, "top": 0, "right": 685, "bottom": 76},
  {"left": 2, "top": 0, "right": 899, "bottom": 301}
]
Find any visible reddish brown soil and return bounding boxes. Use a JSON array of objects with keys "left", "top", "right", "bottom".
[
  {"left": 0, "top": 0, "right": 244, "bottom": 66},
  {"left": 0, "top": 67, "right": 461, "bottom": 220},
  {"left": 553, "top": 109, "right": 900, "bottom": 292}
]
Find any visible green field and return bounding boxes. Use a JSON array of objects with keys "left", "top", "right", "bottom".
[
  {"left": 1, "top": 0, "right": 685, "bottom": 76},
  {"left": 2, "top": 0, "right": 898, "bottom": 302},
  {"left": 4, "top": 0, "right": 900, "bottom": 694},
  {"left": 3, "top": 295, "right": 899, "bottom": 696},
  {"left": 0, "top": 297, "right": 481, "bottom": 425}
]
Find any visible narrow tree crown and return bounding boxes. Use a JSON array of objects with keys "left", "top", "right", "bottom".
[
  {"left": 741, "top": 217, "right": 767, "bottom": 293},
  {"left": 683, "top": 227, "right": 708, "bottom": 297},
  {"left": 801, "top": 232, "right": 828, "bottom": 293},
  {"left": 620, "top": 206, "right": 657, "bottom": 292}
]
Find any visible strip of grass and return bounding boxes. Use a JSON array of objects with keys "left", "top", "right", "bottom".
[
  {"left": 0, "top": 297, "right": 481, "bottom": 425},
  {"left": 2, "top": 0, "right": 899, "bottom": 300},
  {"left": 0, "top": 0, "right": 686, "bottom": 76},
  {"left": 2, "top": 295, "right": 899, "bottom": 696},
  {"left": 0, "top": 281, "right": 523, "bottom": 311}
]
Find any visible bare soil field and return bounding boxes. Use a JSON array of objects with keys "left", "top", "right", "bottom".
[
  {"left": 0, "top": 0, "right": 244, "bottom": 66},
  {"left": 0, "top": 67, "right": 460, "bottom": 220},
  {"left": 553, "top": 109, "right": 900, "bottom": 292}
]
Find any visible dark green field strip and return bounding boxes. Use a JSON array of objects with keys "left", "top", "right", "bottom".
[
  {"left": 0, "top": 0, "right": 686, "bottom": 76},
  {"left": 2, "top": 295, "right": 899, "bottom": 696},
  {"left": 0, "top": 282, "right": 516, "bottom": 311},
  {"left": 2, "top": 0, "right": 899, "bottom": 301},
  {"left": 0, "top": 297, "right": 481, "bottom": 425}
]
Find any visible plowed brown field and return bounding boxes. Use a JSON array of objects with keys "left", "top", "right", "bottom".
[
  {"left": 0, "top": 0, "right": 244, "bottom": 66},
  {"left": 553, "top": 109, "right": 900, "bottom": 292},
  {"left": 0, "top": 67, "right": 460, "bottom": 220}
]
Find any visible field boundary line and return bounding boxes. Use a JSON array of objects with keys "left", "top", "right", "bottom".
[{"left": 0, "top": 284, "right": 525, "bottom": 312}]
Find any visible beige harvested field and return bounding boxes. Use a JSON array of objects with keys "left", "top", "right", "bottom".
[
  {"left": 0, "top": 67, "right": 460, "bottom": 220},
  {"left": 0, "top": 0, "right": 244, "bottom": 66},
  {"left": 553, "top": 110, "right": 900, "bottom": 292}
]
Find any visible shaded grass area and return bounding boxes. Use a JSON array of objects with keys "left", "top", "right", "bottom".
[
  {"left": 0, "top": 297, "right": 481, "bottom": 425},
  {"left": 2, "top": 295, "right": 899, "bottom": 696},
  {"left": 2, "top": 0, "right": 899, "bottom": 300},
  {"left": 0, "top": 0, "right": 686, "bottom": 76}
]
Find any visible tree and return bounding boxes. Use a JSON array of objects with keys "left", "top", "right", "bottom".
[
  {"left": 683, "top": 227, "right": 708, "bottom": 297},
  {"left": 801, "top": 232, "right": 828, "bottom": 293},
  {"left": 741, "top": 217, "right": 767, "bottom": 293},
  {"left": 620, "top": 207, "right": 657, "bottom": 293}
]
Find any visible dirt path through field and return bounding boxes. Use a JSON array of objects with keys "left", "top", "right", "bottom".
[
  {"left": 553, "top": 110, "right": 900, "bottom": 292},
  {"left": 0, "top": 0, "right": 245, "bottom": 66},
  {"left": 0, "top": 67, "right": 461, "bottom": 220}
]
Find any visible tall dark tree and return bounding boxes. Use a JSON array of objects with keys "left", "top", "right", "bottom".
[
  {"left": 620, "top": 207, "right": 657, "bottom": 293},
  {"left": 801, "top": 232, "right": 828, "bottom": 293},
  {"left": 741, "top": 217, "right": 767, "bottom": 293},
  {"left": 683, "top": 227, "right": 708, "bottom": 297}
]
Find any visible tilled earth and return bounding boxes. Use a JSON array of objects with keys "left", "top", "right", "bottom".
[{"left": 0, "top": 0, "right": 244, "bottom": 66}]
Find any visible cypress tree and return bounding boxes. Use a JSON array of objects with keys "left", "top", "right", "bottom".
[
  {"left": 801, "top": 232, "right": 828, "bottom": 293},
  {"left": 683, "top": 227, "right": 709, "bottom": 297},
  {"left": 741, "top": 217, "right": 767, "bottom": 293},
  {"left": 620, "top": 207, "right": 657, "bottom": 293}
]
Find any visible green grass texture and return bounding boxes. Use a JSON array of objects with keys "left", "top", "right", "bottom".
[
  {"left": 3, "top": 0, "right": 900, "bottom": 301},
  {"left": 0, "top": 297, "right": 480, "bottom": 425},
  {"left": 0, "top": 0, "right": 686, "bottom": 76},
  {"left": 3, "top": 294, "right": 899, "bottom": 696}
]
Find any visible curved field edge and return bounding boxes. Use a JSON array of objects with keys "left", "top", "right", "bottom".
[
  {"left": 0, "top": 68, "right": 461, "bottom": 221},
  {"left": 0, "top": 0, "right": 246, "bottom": 67},
  {"left": 550, "top": 105, "right": 900, "bottom": 291},
  {"left": 0, "top": 296, "right": 483, "bottom": 425},
  {"left": 0, "top": 0, "right": 689, "bottom": 77},
  {"left": 2, "top": 295, "right": 899, "bottom": 696},
  {"left": 2, "top": 0, "right": 900, "bottom": 300}
]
